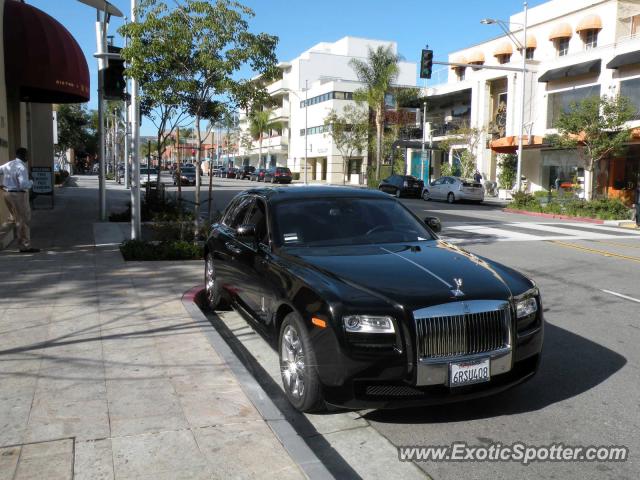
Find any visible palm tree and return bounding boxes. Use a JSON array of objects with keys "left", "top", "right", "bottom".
[
  {"left": 248, "top": 109, "right": 281, "bottom": 168},
  {"left": 349, "top": 46, "right": 400, "bottom": 180}
]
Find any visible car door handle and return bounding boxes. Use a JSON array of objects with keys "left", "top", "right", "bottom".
[{"left": 225, "top": 242, "right": 242, "bottom": 255}]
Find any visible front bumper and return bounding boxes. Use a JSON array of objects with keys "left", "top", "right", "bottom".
[{"left": 315, "top": 309, "right": 543, "bottom": 409}]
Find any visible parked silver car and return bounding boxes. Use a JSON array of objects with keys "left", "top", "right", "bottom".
[{"left": 422, "top": 176, "right": 484, "bottom": 203}]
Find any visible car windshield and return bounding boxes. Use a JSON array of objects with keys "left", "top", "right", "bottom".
[{"left": 272, "top": 197, "right": 435, "bottom": 248}]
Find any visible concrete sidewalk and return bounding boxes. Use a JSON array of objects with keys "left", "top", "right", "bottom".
[{"left": 0, "top": 177, "right": 304, "bottom": 479}]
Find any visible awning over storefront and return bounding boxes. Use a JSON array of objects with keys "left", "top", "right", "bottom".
[
  {"left": 489, "top": 135, "right": 545, "bottom": 153},
  {"left": 467, "top": 50, "right": 485, "bottom": 65},
  {"left": 4, "top": 0, "right": 90, "bottom": 103},
  {"left": 606, "top": 50, "right": 640, "bottom": 69},
  {"left": 538, "top": 59, "right": 601, "bottom": 83},
  {"left": 549, "top": 23, "right": 573, "bottom": 41},
  {"left": 494, "top": 41, "right": 513, "bottom": 57},
  {"left": 576, "top": 14, "right": 603, "bottom": 33}
]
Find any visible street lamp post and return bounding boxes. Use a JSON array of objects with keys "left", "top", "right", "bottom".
[
  {"left": 482, "top": 1, "right": 528, "bottom": 192},
  {"left": 283, "top": 83, "right": 309, "bottom": 184}
]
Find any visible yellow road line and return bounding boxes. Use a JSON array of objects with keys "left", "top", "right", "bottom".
[
  {"left": 548, "top": 240, "right": 640, "bottom": 264},
  {"left": 592, "top": 240, "right": 640, "bottom": 250}
]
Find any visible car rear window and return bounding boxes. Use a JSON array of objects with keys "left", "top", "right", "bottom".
[{"left": 276, "top": 167, "right": 291, "bottom": 173}]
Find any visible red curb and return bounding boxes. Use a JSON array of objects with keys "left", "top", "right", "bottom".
[
  {"left": 503, "top": 208, "right": 605, "bottom": 224},
  {"left": 183, "top": 285, "right": 205, "bottom": 306}
]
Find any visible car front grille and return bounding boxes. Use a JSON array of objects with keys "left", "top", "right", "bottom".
[{"left": 414, "top": 301, "right": 510, "bottom": 359}]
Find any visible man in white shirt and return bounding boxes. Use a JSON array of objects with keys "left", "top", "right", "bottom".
[{"left": 0, "top": 148, "right": 39, "bottom": 253}]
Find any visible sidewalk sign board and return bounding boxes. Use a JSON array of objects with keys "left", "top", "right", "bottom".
[{"left": 31, "top": 166, "right": 54, "bottom": 209}]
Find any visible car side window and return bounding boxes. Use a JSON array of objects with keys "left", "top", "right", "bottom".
[
  {"left": 244, "top": 198, "right": 269, "bottom": 247},
  {"left": 221, "top": 197, "right": 240, "bottom": 226}
]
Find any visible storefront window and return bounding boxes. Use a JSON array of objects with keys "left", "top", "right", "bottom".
[
  {"left": 547, "top": 85, "right": 600, "bottom": 128},
  {"left": 620, "top": 78, "right": 640, "bottom": 120}
]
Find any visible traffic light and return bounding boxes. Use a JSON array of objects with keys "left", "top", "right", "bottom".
[
  {"left": 104, "top": 46, "right": 126, "bottom": 100},
  {"left": 420, "top": 49, "right": 433, "bottom": 79}
]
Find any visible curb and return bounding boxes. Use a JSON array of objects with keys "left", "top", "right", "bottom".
[
  {"left": 504, "top": 208, "right": 606, "bottom": 224},
  {"left": 181, "top": 286, "right": 334, "bottom": 480}
]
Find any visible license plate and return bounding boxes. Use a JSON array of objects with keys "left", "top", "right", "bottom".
[{"left": 449, "top": 358, "right": 490, "bottom": 387}]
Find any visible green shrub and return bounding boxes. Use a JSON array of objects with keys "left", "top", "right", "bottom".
[
  {"left": 120, "top": 240, "right": 203, "bottom": 261},
  {"left": 508, "top": 194, "right": 633, "bottom": 220},
  {"left": 292, "top": 172, "right": 300, "bottom": 181},
  {"left": 497, "top": 154, "right": 517, "bottom": 190},
  {"left": 106, "top": 172, "right": 115, "bottom": 180},
  {"left": 511, "top": 192, "right": 540, "bottom": 211}
]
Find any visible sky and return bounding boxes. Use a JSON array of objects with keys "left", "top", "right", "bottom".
[{"left": 28, "top": 0, "right": 547, "bottom": 135}]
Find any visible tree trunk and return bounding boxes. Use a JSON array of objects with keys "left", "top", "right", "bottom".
[
  {"left": 194, "top": 116, "right": 201, "bottom": 237},
  {"left": 259, "top": 136, "right": 263, "bottom": 168},
  {"left": 375, "top": 106, "right": 384, "bottom": 180}
]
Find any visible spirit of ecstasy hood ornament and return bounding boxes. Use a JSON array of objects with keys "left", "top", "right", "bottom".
[{"left": 451, "top": 278, "right": 465, "bottom": 298}]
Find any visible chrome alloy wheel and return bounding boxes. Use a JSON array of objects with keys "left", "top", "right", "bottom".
[
  {"left": 281, "top": 325, "right": 306, "bottom": 398},
  {"left": 205, "top": 255, "right": 216, "bottom": 304}
]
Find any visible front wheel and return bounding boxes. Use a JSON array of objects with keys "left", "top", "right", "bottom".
[
  {"left": 204, "top": 253, "right": 223, "bottom": 310},
  {"left": 447, "top": 192, "right": 455, "bottom": 204},
  {"left": 279, "top": 313, "right": 325, "bottom": 412},
  {"left": 422, "top": 190, "right": 430, "bottom": 201}
]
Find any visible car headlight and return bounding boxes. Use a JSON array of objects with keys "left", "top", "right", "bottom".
[
  {"left": 515, "top": 288, "right": 539, "bottom": 319},
  {"left": 343, "top": 315, "right": 395, "bottom": 334}
]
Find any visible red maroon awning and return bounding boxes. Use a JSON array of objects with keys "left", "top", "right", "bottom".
[{"left": 4, "top": 0, "right": 90, "bottom": 103}]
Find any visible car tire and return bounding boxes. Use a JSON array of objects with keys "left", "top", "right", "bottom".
[
  {"left": 422, "top": 190, "right": 430, "bottom": 201},
  {"left": 278, "top": 313, "right": 325, "bottom": 413},
  {"left": 447, "top": 192, "right": 455, "bottom": 204},
  {"left": 204, "top": 253, "right": 224, "bottom": 310}
]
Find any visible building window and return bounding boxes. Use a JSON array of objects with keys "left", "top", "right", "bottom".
[
  {"left": 525, "top": 47, "right": 535, "bottom": 60},
  {"left": 547, "top": 85, "right": 600, "bottom": 128},
  {"left": 584, "top": 30, "right": 598, "bottom": 49},
  {"left": 632, "top": 15, "right": 640, "bottom": 37},
  {"left": 556, "top": 38, "right": 570, "bottom": 57},
  {"left": 620, "top": 78, "right": 640, "bottom": 120},
  {"left": 496, "top": 54, "right": 511, "bottom": 65},
  {"left": 455, "top": 68, "right": 465, "bottom": 81}
]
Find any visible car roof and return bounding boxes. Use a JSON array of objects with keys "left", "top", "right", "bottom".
[{"left": 241, "top": 186, "right": 392, "bottom": 204}]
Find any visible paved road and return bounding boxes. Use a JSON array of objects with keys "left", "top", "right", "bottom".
[{"left": 169, "top": 177, "right": 640, "bottom": 479}]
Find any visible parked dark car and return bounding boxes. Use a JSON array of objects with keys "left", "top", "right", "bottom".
[
  {"left": 216, "top": 167, "right": 227, "bottom": 178},
  {"left": 225, "top": 167, "right": 238, "bottom": 179},
  {"left": 250, "top": 168, "right": 267, "bottom": 182},
  {"left": 379, "top": 175, "right": 424, "bottom": 198},
  {"left": 204, "top": 187, "right": 543, "bottom": 412},
  {"left": 264, "top": 166, "right": 292, "bottom": 184},
  {"left": 239, "top": 165, "right": 255, "bottom": 180},
  {"left": 173, "top": 166, "right": 197, "bottom": 185}
]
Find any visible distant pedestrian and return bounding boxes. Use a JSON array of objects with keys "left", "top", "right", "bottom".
[
  {"left": 474, "top": 170, "right": 482, "bottom": 183},
  {"left": 0, "top": 148, "right": 39, "bottom": 253}
]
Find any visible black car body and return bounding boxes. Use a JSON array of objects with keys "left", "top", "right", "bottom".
[
  {"left": 264, "top": 167, "right": 292, "bottom": 184},
  {"left": 174, "top": 166, "right": 197, "bottom": 185},
  {"left": 250, "top": 168, "right": 267, "bottom": 182},
  {"left": 379, "top": 175, "right": 424, "bottom": 198},
  {"left": 204, "top": 187, "right": 543, "bottom": 412},
  {"left": 240, "top": 165, "right": 255, "bottom": 180}
]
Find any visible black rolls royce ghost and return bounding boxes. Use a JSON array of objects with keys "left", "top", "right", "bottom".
[{"left": 204, "top": 187, "right": 543, "bottom": 412}]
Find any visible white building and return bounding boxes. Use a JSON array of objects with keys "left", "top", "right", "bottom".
[
  {"left": 417, "top": 0, "right": 640, "bottom": 204},
  {"left": 238, "top": 36, "right": 417, "bottom": 184}
]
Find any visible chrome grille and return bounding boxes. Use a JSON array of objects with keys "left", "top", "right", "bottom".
[{"left": 415, "top": 301, "right": 510, "bottom": 359}]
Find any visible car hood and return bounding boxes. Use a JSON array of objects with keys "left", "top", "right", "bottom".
[{"left": 287, "top": 241, "right": 515, "bottom": 311}]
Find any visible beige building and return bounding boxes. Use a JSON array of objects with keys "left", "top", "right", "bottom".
[
  {"left": 417, "top": 0, "right": 640, "bottom": 204},
  {"left": 0, "top": 0, "right": 89, "bottom": 248}
]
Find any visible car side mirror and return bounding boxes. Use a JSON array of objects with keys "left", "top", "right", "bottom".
[
  {"left": 424, "top": 216, "right": 441, "bottom": 233},
  {"left": 236, "top": 224, "right": 257, "bottom": 245}
]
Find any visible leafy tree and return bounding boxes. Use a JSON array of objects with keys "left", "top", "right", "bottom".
[
  {"left": 122, "top": 0, "right": 278, "bottom": 228},
  {"left": 55, "top": 104, "right": 98, "bottom": 157},
  {"left": 438, "top": 125, "right": 485, "bottom": 178},
  {"left": 548, "top": 95, "right": 635, "bottom": 199},
  {"left": 248, "top": 108, "right": 281, "bottom": 168},
  {"left": 324, "top": 105, "right": 369, "bottom": 184},
  {"left": 350, "top": 46, "right": 400, "bottom": 180}
]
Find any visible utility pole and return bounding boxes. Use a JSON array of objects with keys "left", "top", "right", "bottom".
[
  {"left": 421, "top": 102, "right": 427, "bottom": 181},
  {"left": 123, "top": 16, "right": 130, "bottom": 190},
  {"left": 176, "top": 126, "right": 182, "bottom": 205},
  {"left": 304, "top": 79, "right": 308, "bottom": 184},
  {"left": 96, "top": 10, "right": 107, "bottom": 221},
  {"left": 130, "top": 0, "right": 141, "bottom": 240},
  {"left": 516, "top": 1, "right": 529, "bottom": 192}
]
